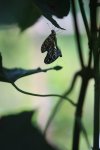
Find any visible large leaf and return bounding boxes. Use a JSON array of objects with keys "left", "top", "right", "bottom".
[
  {"left": 0, "top": 111, "right": 60, "bottom": 150},
  {"left": 0, "top": 0, "right": 41, "bottom": 30},
  {"left": 33, "top": 0, "right": 70, "bottom": 29},
  {"left": 0, "top": 0, "right": 70, "bottom": 30},
  {"left": 33, "top": 0, "right": 70, "bottom": 18}
]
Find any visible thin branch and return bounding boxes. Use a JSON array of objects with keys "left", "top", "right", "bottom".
[
  {"left": 44, "top": 99, "right": 63, "bottom": 136},
  {"left": 78, "top": 0, "right": 93, "bottom": 68},
  {"left": 78, "top": 0, "right": 90, "bottom": 40},
  {"left": 72, "top": 78, "right": 89, "bottom": 150},
  {"left": 62, "top": 72, "right": 80, "bottom": 95},
  {"left": 14, "top": 66, "right": 63, "bottom": 80},
  {"left": 12, "top": 82, "right": 77, "bottom": 106},
  {"left": 77, "top": 117, "right": 91, "bottom": 149},
  {"left": 88, "top": 47, "right": 93, "bottom": 68},
  {"left": 71, "top": 0, "right": 85, "bottom": 68},
  {"left": 43, "top": 72, "right": 79, "bottom": 135},
  {"left": 2, "top": 66, "right": 63, "bottom": 83},
  {"left": 90, "top": 0, "right": 100, "bottom": 149}
]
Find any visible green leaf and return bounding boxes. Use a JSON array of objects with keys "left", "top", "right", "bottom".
[
  {"left": 0, "top": 0, "right": 41, "bottom": 30},
  {"left": 18, "top": 2, "right": 41, "bottom": 31},
  {"left": 33, "top": 0, "right": 70, "bottom": 18},
  {"left": 33, "top": 0, "right": 70, "bottom": 29},
  {"left": 0, "top": 0, "right": 70, "bottom": 30}
]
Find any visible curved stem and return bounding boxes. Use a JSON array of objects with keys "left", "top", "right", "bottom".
[
  {"left": 43, "top": 72, "right": 79, "bottom": 135},
  {"left": 12, "top": 82, "right": 77, "bottom": 106}
]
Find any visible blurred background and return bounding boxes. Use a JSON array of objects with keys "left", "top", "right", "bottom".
[{"left": 0, "top": 11, "right": 94, "bottom": 150}]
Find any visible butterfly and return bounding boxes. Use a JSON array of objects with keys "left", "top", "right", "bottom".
[
  {"left": 44, "top": 47, "right": 62, "bottom": 64},
  {"left": 41, "top": 30, "right": 56, "bottom": 53},
  {"left": 41, "top": 30, "right": 62, "bottom": 64}
]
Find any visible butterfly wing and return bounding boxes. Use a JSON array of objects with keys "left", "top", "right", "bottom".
[
  {"left": 44, "top": 47, "right": 62, "bottom": 64},
  {"left": 41, "top": 30, "right": 62, "bottom": 64},
  {"left": 41, "top": 33, "right": 55, "bottom": 53}
]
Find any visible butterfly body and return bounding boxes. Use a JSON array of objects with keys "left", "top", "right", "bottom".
[{"left": 41, "top": 29, "right": 62, "bottom": 64}]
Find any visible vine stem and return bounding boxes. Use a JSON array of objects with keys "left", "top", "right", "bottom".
[
  {"left": 72, "top": 78, "right": 89, "bottom": 150},
  {"left": 78, "top": 0, "right": 90, "bottom": 40},
  {"left": 90, "top": 0, "right": 100, "bottom": 149},
  {"left": 93, "top": 43, "right": 100, "bottom": 150},
  {"left": 12, "top": 82, "right": 77, "bottom": 107},
  {"left": 43, "top": 72, "right": 79, "bottom": 135},
  {"left": 71, "top": 0, "right": 85, "bottom": 68}
]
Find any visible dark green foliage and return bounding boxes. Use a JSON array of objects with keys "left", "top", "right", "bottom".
[
  {"left": 33, "top": 0, "right": 70, "bottom": 29},
  {"left": 0, "top": 0, "right": 70, "bottom": 30},
  {"left": 35, "top": 0, "right": 70, "bottom": 18},
  {"left": 0, "top": 111, "right": 59, "bottom": 150},
  {"left": 0, "top": 0, "right": 41, "bottom": 30}
]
